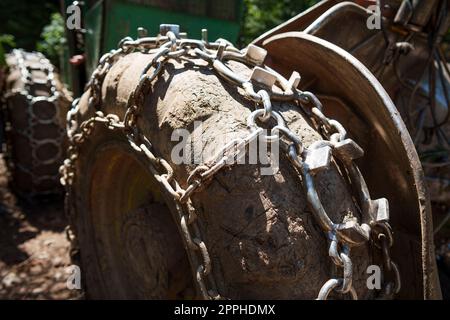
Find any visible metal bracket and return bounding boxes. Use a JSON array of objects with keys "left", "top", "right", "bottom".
[
  {"left": 304, "top": 145, "right": 332, "bottom": 174},
  {"left": 159, "top": 24, "right": 180, "bottom": 38},
  {"left": 250, "top": 66, "right": 277, "bottom": 88}
]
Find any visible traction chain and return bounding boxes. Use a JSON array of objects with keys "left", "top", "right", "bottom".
[
  {"left": 3, "top": 49, "right": 65, "bottom": 196},
  {"left": 61, "top": 25, "right": 400, "bottom": 300}
]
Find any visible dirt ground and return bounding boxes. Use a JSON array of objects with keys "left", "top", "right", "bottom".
[{"left": 0, "top": 155, "right": 81, "bottom": 299}]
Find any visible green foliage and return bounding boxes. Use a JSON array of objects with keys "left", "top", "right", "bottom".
[
  {"left": 37, "top": 13, "right": 67, "bottom": 67},
  {"left": 240, "top": 0, "right": 319, "bottom": 45},
  {"left": 0, "top": 0, "right": 320, "bottom": 62},
  {"left": 0, "top": 34, "right": 15, "bottom": 66},
  {"left": 0, "top": 0, "right": 58, "bottom": 51}
]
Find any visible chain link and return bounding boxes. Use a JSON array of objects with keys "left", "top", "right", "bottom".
[
  {"left": 372, "top": 222, "right": 401, "bottom": 297},
  {"left": 61, "top": 27, "right": 400, "bottom": 300}
]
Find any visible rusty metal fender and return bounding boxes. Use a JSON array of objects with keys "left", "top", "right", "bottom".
[{"left": 261, "top": 31, "right": 441, "bottom": 299}]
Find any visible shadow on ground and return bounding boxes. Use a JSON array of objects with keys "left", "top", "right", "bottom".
[{"left": 0, "top": 155, "right": 81, "bottom": 299}]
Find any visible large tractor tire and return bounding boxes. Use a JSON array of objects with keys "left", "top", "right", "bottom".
[
  {"left": 68, "top": 55, "right": 375, "bottom": 299},
  {"left": 63, "top": 30, "right": 438, "bottom": 299},
  {"left": 2, "top": 49, "right": 71, "bottom": 198}
]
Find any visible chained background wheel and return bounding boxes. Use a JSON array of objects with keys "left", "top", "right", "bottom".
[{"left": 2, "top": 49, "right": 71, "bottom": 198}]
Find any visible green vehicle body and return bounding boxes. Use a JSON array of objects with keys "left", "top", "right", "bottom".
[{"left": 61, "top": 0, "right": 243, "bottom": 96}]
